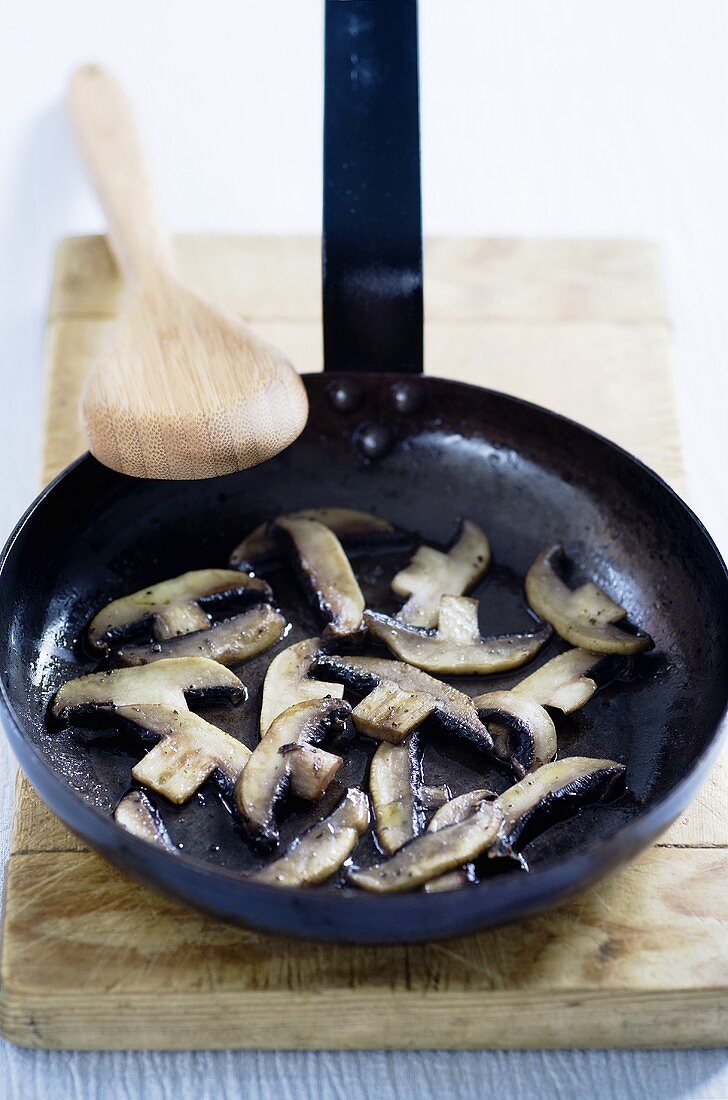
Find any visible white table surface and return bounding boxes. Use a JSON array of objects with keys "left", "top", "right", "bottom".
[{"left": 1, "top": 1, "right": 726, "bottom": 1096}]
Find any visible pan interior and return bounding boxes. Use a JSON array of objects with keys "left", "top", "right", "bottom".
[{"left": 2, "top": 375, "right": 727, "bottom": 887}]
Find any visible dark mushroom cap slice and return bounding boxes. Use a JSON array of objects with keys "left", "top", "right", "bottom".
[
  {"left": 285, "top": 743, "right": 344, "bottom": 802},
  {"left": 348, "top": 799, "right": 503, "bottom": 894},
  {"left": 114, "top": 790, "right": 175, "bottom": 849},
  {"left": 235, "top": 697, "right": 352, "bottom": 850},
  {"left": 259, "top": 637, "right": 344, "bottom": 736},
  {"left": 273, "top": 516, "right": 365, "bottom": 638},
  {"left": 525, "top": 546, "right": 652, "bottom": 655},
  {"left": 369, "top": 737, "right": 422, "bottom": 855},
  {"left": 115, "top": 703, "right": 252, "bottom": 803},
  {"left": 230, "top": 508, "right": 395, "bottom": 569},
  {"left": 511, "top": 647, "right": 604, "bottom": 713},
  {"left": 314, "top": 653, "right": 494, "bottom": 752},
  {"left": 87, "top": 569, "right": 272, "bottom": 650},
  {"left": 114, "top": 605, "right": 286, "bottom": 667},
  {"left": 391, "top": 520, "right": 491, "bottom": 628},
  {"left": 492, "top": 756, "right": 627, "bottom": 857},
  {"left": 365, "top": 598, "right": 551, "bottom": 675},
  {"left": 251, "top": 788, "right": 370, "bottom": 887},
  {"left": 51, "top": 655, "right": 246, "bottom": 719},
  {"left": 473, "top": 689, "right": 557, "bottom": 777}
]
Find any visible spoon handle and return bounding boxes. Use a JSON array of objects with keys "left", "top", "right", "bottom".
[{"left": 68, "top": 64, "right": 175, "bottom": 285}]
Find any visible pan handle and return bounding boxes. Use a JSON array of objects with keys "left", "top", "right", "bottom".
[{"left": 323, "top": 0, "right": 423, "bottom": 374}]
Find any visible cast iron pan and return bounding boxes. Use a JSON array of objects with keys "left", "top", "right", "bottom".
[{"left": 1, "top": 1, "right": 727, "bottom": 943}]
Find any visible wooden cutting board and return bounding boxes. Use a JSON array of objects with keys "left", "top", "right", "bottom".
[{"left": 1, "top": 235, "right": 726, "bottom": 1050}]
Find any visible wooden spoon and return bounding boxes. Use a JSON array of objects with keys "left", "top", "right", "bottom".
[{"left": 67, "top": 65, "right": 309, "bottom": 480}]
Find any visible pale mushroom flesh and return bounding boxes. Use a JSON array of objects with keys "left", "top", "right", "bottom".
[
  {"left": 114, "top": 605, "right": 286, "bottom": 668},
  {"left": 230, "top": 508, "right": 396, "bottom": 569},
  {"left": 473, "top": 689, "right": 558, "bottom": 777},
  {"left": 369, "top": 736, "right": 422, "bottom": 855},
  {"left": 392, "top": 520, "right": 491, "bottom": 627},
  {"left": 114, "top": 789, "right": 175, "bottom": 849}
]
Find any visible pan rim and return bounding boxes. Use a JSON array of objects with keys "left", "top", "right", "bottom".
[{"left": 1, "top": 373, "right": 727, "bottom": 939}]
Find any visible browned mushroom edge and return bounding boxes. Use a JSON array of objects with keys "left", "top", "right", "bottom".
[
  {"left": 87, "top": 569, "right": 273, "bottom": 651},
  {"left": 114, "top": 605, "right": 286, "bottom": 667},
  {"left": 525, "top": 546, "right": 652, "bottom": 655}
]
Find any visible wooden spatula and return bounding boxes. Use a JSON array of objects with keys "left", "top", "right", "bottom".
[{"left": 67, "top": 65, "right": 309, "bottom": 480}]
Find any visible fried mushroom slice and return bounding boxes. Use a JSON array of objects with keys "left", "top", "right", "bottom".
[
  {"left": 52, "top": 656, "right": 246, "bottom": 718},
  {"left": 511, "top": 648, "right": 604, "bottom": 712},
  {"left": 369, "top": 737, "right": 421, "bottom": 855},
  {"left": 473, "top": 690, "right": 557, "bottom": 777},
  {"left": 273, "top": 516, "right": 365, "bottom": 638},
  {"left": 492, "top": 756, "right": 627, "bottom": 857},
  {"left": 365, "top": 598, "right": 550, "bottom": 675},
  {"left": 251, "top": 788, "right": 370, "bottom": 887},
  {"left": 114, "top": 605, "right": 286, "bottom": 667},
  {"left": 88, "top": 569, "right": 272, "bottom": 650},
  {"left": 348, "top": 799, "right": 503, "bottom": 893},
  {"left": 285, "top": 743, "right": 344, "bottom": 802},
  {"left": 525, "top": 546, "right": 652, "bottom": 654},
  {"left": 259, "top": 638, "right": 344, "bottom": 735},
  {"left": 392, "top": 520, "right": 491, "bottom": 627},
  {"left": 424, "top": 788, "right": 496, "bottom": 892},
  {"left": 235, "top": 697, "right": 352, "bottom": 850},
  {"left": 114, "top": 790, "right": 175, "bottom": 849},
  {"left": 314, "top": 653, "right": 494, "bottom": 751},
  {"left": 230, "top": 508, "right": 395, "bottom": 569}
]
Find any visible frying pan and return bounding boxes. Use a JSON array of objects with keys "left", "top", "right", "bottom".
[{"left": 1, "top": 0, "right": 727, "bottom": 944}]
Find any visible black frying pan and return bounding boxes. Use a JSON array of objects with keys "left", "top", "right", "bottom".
[{"left": 1, "top": 1, "right": 726, "bottom": 944}]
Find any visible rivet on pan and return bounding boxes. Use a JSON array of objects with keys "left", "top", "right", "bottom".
[
  {"left": 353, "top": 420, "right": 395, "bottom": 461},
  {"left": 327, "top": 379, "right": 365, "bottom": 413},
  {"left": 390, "top": 379, "right": 426, "bottom": 415}
]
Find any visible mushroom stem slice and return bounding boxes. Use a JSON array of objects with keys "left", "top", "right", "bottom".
[
  {"left": 365, "top": 605, "right": 551, "bottom": 676},
  {"left": 259, "top": 638, "right": 344, "bottom": 736},
  {"left": 369, "top": 737, "right": 421, "bottom": 854},
  {"left": 52, "top": 656, "right": 246, "bottom": 718},
  {"left": 352, "top": 684, "right": 435, "bottom": 743},
  {"left": 286, "top": 743, "right": 343, "bottom": 802},
  {"left": 114, "top": 704, "right": 252, "bottom": 803},
  {"left": 273, "top": 516, "right": 365, "bottom": 638},
  {"left": 473, "top": 690, "right": 557, "bottom": 777},
  {"left": 392, "top": 520, "right": 491, "bottom": 627},
  {"left": 235, "top": 697, "right": 352, "bottom": 850},
  {"left": 524, "top": 546, "right": 652, "bottom": 655},
  {"left": 251, "top": 788, "right": 370, "bottom": 887},
  {"left": 230, "top": 508, "right": 395, "bottom": 569},
  {"left": 511, "top": 648, "right": 604, "bottom": 713},
  {"left": 87, "top": 569, "right": 272, "bottom": 650},
  {"left": 314, "top": 653, "right": 493, "bottom": 752},
  {"left": 114, "top": 790, "right": 175, "bottom": 849},
  {"left": 114, "top": 606, "right": 286, "bottom": 668},
  {"left": 493, "top": 756, "right": 627, "bottom": 856},
  {"left": 348, "top": 800, "right": 503, "bottom": 893}
]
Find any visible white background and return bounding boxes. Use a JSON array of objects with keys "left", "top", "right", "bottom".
[{"left": 1, "top": 1, "right": 727, "bottom": 1097}]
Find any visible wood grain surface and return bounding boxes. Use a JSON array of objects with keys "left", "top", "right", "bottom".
[{"left": 1, "top": 234, "right": 725, "bottom": 1050}]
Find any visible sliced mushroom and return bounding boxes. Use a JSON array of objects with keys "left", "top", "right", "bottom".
[
  {"left": 492, "top": 756, "right": 627, "bottom": 857},
  {"left": 314, "top": 653, "right": 493, "bottom": 751},
  {"left": 259, "top": 637, "right": 344, "bottom": 736},
  {"left": 511, "top": 648, "right": 604, "bottom": 713},
  {"left": 230, "top": 508, "right": 395, "bottom": 569},
  {"left": 88, "top": 569, "right": 272, "bottom": 650},
  {"left": 348, "top": 799, "right": 503, "bottom": 893},
  {"left": 114, "top": 790, "right": 175, "bottom": 849},
  {"left": 273, "top": 516, "right": 365, "bottom": 638},
  {"left": 114, "top": 605, "right": 286, "bottom": 667},
  {"left": 525, "top": 546, "right": 652, "bottom": 654},
  {"left": 369, "top": 737, "right": 421, "bottom": 855},
  {"left": 285, "top": 743, "right": 344, "bottom": 802},
  {"left": 418, "top": 784, "right": 451, "bottom": 811},
  {"left": 391, "top": 520, "right": 490, "bottom": 627},
  {"left": 251, "top": 788, "right": 370, "bottom": 887},
  {"left": 115, "top": 704, "right": 251, "bottom": 803},
  {"left": 235, "top": 697, "right": 352, "bottom": 849},
  {"left": 365, "top": 599, "right": 550, "bottom": 675},
  {"left": 424, "top": 788, "right": 497, "bottom": 893},
  {"left": 52, "top": 656, "right": 246, "bottom": 718},
  {"left": 473, "top": 690, "right": 557, "bottom": 777}
]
